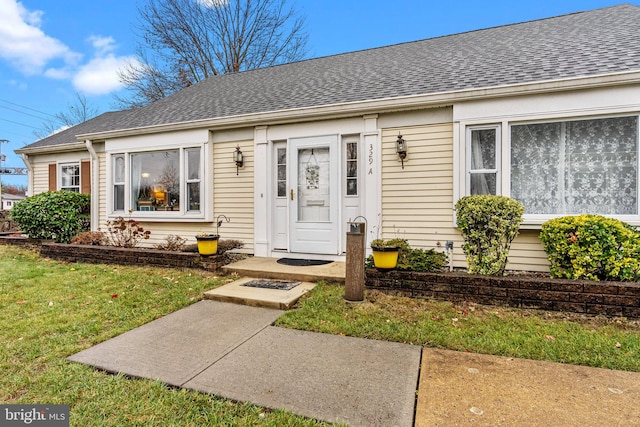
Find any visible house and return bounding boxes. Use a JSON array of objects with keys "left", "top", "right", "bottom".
[
  {"left": 15, "top": 4, "right": 640, "bottom": 272},
  {"left": 1, "top": 193, "right": 25, "bottom": 210}
]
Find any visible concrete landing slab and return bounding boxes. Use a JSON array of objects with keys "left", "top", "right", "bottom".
[
  {"left": 68, "top": 301, "right": 283, "bottom": 386},
  {"left": 184, "top": 326, "right": 421, "bottom": 427},
  {"left": 203, "top": 277, "right": 316, "bottom": 309},
  {"left": 222, "top": 256, "right": 346, "bottom": 283},
  {"left": 416, "top": 348, "right": 640, "bottom": 427}
]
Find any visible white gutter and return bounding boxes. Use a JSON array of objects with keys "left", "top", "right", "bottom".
[
  {"left": 75, "top": 70, "right": 640, "bottom": 141},
  {"left": 19, "top": 153, "right": 34, "bottom": 196},
  {"left": 15, "top": 142, "right": 87, "bottom": 156},
  {"left": 85, "top": 140, "right": 99, "bottom": 231}
]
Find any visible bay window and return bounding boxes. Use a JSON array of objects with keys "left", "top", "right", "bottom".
[
  {"left": 111, "top": 146, "right": 203, "bottom": 215},
  {"left": 464, "top": 115, "right": 639, "bottom": 221}
]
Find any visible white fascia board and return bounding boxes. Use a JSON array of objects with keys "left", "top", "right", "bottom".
[
  {"left": 15, "top": 142, "right": 88, "bottom": 155},
  {"left": 76, "top": 70, "right": 640, "bottom": 141}
]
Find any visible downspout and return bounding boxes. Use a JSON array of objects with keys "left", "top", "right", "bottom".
[
  {"left": 85, "top": 140, "right": 99, "bottom": 231},
  {"left": 19, "top": 154, "right": 34, "bottom": 196}
]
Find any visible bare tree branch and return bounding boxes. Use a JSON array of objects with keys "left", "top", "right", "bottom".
[
  {"left": 116, "top": 0, "right": 308, "bottom": 108},
  {"left": 34, "top": 93, "right": 101, "bottom": 139}
]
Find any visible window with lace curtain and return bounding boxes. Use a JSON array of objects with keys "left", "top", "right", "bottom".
[{"left": 465, "top": 115, "right": 639, "bottom": 218}]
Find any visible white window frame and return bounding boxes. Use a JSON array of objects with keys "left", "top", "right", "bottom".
[
  {"left": 344, "top": 139, "right": 359, "bottom": 197},
  {"left": 465, "top": 125, "right": 501, "bottom": 196},
  {"left": 184, "top": 147, "right": 202, "bottom": 212},
  {"left": 59, "top": 162, "right": 80, "bottom": 192},
  {"left": 107, "top": 145, "right": 207, "bottom": 221},
  {"left": 460, "top": 114, "right": 640, "bottom": 227},
  {"left": 112, "top": 154, "right": 125, "bottom": 212}
]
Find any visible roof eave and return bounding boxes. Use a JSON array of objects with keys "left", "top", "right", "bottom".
[
  {"left": 15, "top": 141, "right": 88, "bottom": 155},
  {"left": 75, "top": 70, "right": 640, "bottom": 141}
]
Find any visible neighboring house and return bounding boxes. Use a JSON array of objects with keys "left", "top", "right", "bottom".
[
  {"left": 15, "top": 4, "right": 640, "bottom": 271},
  {"left": 1, "top": 193, "right": 25, "bottom": 210}
]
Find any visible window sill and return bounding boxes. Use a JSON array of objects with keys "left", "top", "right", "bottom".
[
  {"left": 520, "top": 216, "right": 640, "bottom": 229},
  {"left": 108, "top": 211, "right": 208, "bottom": 223}
]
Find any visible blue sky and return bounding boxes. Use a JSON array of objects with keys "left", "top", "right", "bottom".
[{"left": 0, "top": 0, "right": 634, "bottom": 187}]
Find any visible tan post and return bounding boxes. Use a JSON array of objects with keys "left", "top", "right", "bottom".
[{"left": 345, "top": 222, "right": 366, "bottom": 301}]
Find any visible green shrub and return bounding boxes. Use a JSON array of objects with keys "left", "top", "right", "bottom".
[
  {"left": 365, "top": 238, "right": 447, "bottom": 272},
  {"left": 455, "top": 195, "right": 524, "bottom": 275},
  {"left": 398, "top": 247, "right": 447, "bottom": 272},
  {"left": 540, "top": 215, "right": 640, "bottom": 281},
  {"left": 10, "top": 191, "right": 90, "bottom": 243}
]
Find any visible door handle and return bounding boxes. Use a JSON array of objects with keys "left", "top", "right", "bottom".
[{"left": 290, "top": 189, "right": 295, "bottom": 200}]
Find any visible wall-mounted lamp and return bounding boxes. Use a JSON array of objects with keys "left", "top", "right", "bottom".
[
  {"left": 396, "top": 133, "right": 407, "bottom": 169},
  {"left": 233, "top": 145, "right": 244, "bottom": 175}
]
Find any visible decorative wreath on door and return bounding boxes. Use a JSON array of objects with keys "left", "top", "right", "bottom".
[{"left": 305, "top": 149, "right": 320, "bottom": 189}]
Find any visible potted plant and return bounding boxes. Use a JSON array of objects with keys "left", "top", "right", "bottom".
[
  {"left": 195, "top": 232, "right": 219, "bottom": 256},
  {"left": 370, "top": 238, "right": 403, "bottom": 270},
  {"left": 195, "top": 215, "right": 230, "bottom": 256}
]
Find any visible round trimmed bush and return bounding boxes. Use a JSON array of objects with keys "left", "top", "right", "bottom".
[
  {"left": 455, "top": 195, "right": 524, "bottom": 275},
  {"left": 10, "top": 191, "right": 91, "bottom": 243},
  {"left": 540, "top": 215, "right": 640, "bottom": 281}
]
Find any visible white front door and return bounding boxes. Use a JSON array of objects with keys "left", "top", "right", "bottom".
[{"left": 289, "top": 135, "right": 339, "bottom": 254}]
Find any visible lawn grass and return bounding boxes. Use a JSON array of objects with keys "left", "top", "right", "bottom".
[
  {"left": 0, "top": 245, "right": 330, "bottom": 426},
  {"left": 276, "top": 282, "right": 640, "bottom": 372},
  {"left": 3, "top": 244, "right": 640, "bottom": 426}
]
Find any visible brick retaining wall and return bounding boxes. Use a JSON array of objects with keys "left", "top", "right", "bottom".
[
  {"left": 40, "top": 243, "right": 223, "bottom": 271},
  {"left": 366, "top": 269, "right": 640, "bottom": 318},
  {"left": 0, "top": 237, "right": 223, "bottom": 271}
]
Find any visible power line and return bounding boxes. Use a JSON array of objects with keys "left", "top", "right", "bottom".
[
  {"left": 0, "top": 104, "right": 64, "bottom": 126},
  {"left": 0, "top": 117, "right": 47, "bottom": 131},
  {"left": 0, "top": 98, "right": 60, "bottom": 121}
]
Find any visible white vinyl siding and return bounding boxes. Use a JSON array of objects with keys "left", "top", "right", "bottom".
[
  {"left": 382, "top": 123, "right": 550, "bottom": 272},
  {"left": 213, "top": 139, "right": 254, "bottom": 251}
]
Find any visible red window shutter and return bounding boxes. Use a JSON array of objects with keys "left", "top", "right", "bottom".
[
  {"left": 80, "top": 161, "right": 91, "bottom": 194},
  {"left": 48, "top": 164, "right": 57, "bottom": 191}
]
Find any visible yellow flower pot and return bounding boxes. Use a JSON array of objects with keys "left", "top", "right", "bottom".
[
  {"left": 371, "top": 246, "right": 400, "bottom": 270},
  {"left": 196, "top": 235, "right": 219, "bottom": 256}
]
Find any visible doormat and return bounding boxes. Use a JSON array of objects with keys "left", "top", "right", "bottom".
[
  {"left": 276, "top": 258, "right": 332, "bottom": 267},
  {"left": 241, "top": 279, "right": 301, "bottom": 291}
]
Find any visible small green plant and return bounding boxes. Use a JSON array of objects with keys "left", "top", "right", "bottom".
[
  {"left": 455, "top": 195, "right": 524, "bottom": 275},
  {"left": 398, "top": 247, "right": 447, "bottom": 272},
  {"left": 105, "top": 215, "right": 151, "bottom": 248},
  {"left": 154, "top": 234, "right": 186, "bottom": 251},
  {"left": 366, "top": 239, "right": 447, "bottom": 272},
  {"left": 71, "top": 231, "right": 107, "bottom": 245},
  {"left": 10, "top": 190, "right": 90, "bottom": 243},
  {"left": 540, "top": 214, "right": 640, "bottom": 281}
]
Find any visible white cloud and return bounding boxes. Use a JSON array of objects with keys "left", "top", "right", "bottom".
[
  {"left": 0, "top": 1, "right": 136, "bottom": 96},
  {"left": 88, "top": 35, "right": 116, "bottom": 56},
  {"left": 196, "top": 0, "right": 229, "bottom": 8},
  {"left": 72, "top": 54, "right": 133, "bottom": 95},
  {"left": 0, "top": 0, "right": 81, "bottom": 74},
  {"left": 8, "top": 79, "right": 27, "bottom": 90},
  {"left": 71, "top": 36, "right": 138, "bottom": 95}
]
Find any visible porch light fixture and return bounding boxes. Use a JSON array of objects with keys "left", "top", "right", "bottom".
[
  {"left": 233, "top": 145, "right": 243, "bottom": 175},
  {"left": 396, "top": 133, "right": 407, "bottom": 169}
]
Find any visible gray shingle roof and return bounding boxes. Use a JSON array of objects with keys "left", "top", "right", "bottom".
[{"left": 21, "top": 4, "right": 640, "bottom": 151}]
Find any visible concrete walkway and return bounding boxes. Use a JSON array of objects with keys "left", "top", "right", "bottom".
[
  {"left": 69, "top": 300, "right": 640, "bottom": 426},
  {"left": 69, "top": 300, "right": 420, "bottom": 426}
]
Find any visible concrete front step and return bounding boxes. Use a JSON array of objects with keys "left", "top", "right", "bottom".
[
  {"left": 204, "top": 277, "right": 316, "bottom": 310},
  {"left": 222, "top": 256, "right": 346, "bottom": 284}
]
